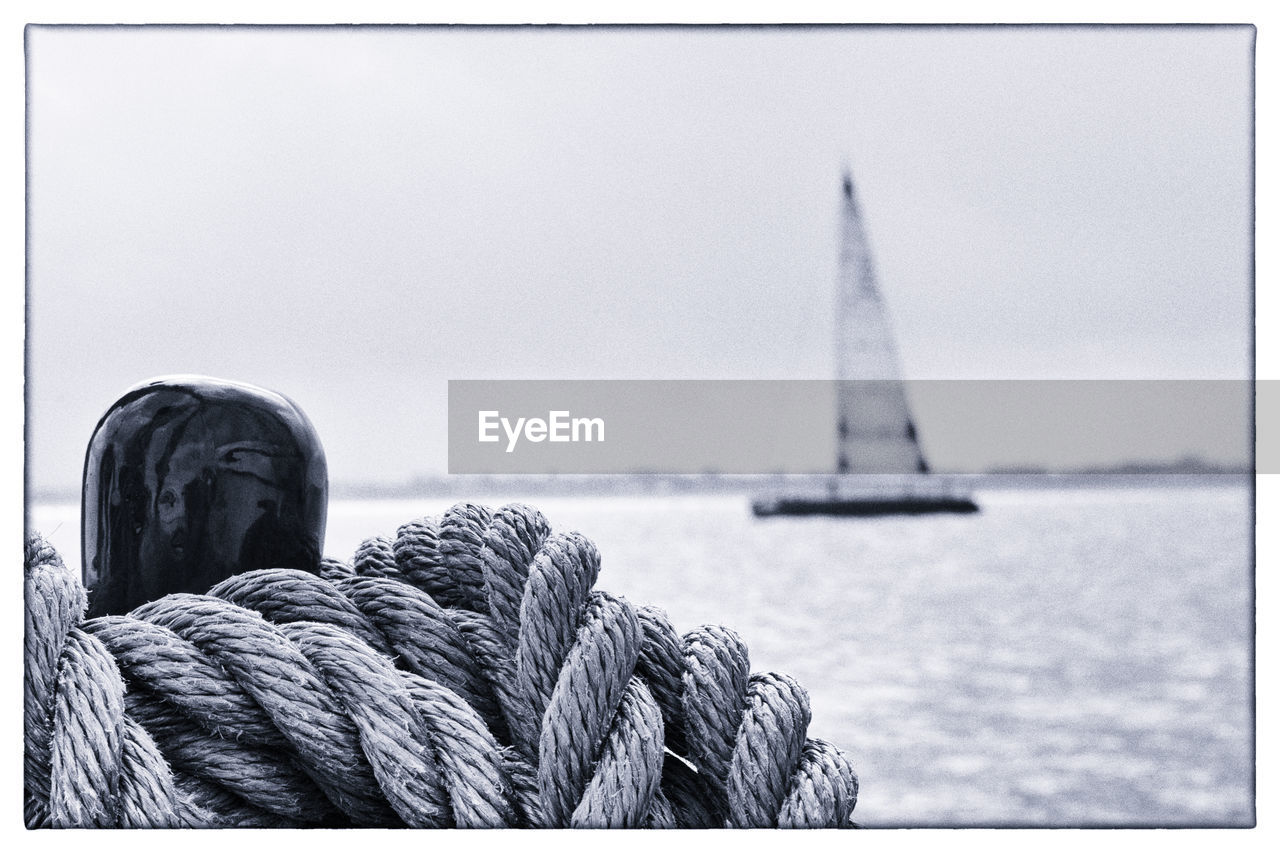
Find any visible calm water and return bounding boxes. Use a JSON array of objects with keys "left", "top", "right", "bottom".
[{"left": 31, "top": 485, "right": 1254, "bottom": 827}]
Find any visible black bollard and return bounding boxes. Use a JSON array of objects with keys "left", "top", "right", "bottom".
[{"left": 81, "top": 375, "right": 328, "bottom": 616}]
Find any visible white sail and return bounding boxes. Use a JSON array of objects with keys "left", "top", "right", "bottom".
[{"left": 834, "top": 171, "right": 929, "bottom": 475}]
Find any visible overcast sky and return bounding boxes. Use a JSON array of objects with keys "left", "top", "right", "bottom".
[{"left": 27, "top": 25, "right": 1254, "bottom": 491}]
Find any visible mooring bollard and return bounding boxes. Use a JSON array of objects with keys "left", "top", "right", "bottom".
[{"left": 81, "top": 375, "right": 328, "bottom": 616}]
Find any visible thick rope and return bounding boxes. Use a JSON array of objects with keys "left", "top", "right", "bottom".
[
  {"left": 24, "top": 503, "right": 858, "bottom": 828},
  {"left": 130, "top": 593, "right": 400, "bottom": 826}
]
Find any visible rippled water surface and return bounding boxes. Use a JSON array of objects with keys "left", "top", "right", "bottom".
[{"left": 32, "top": 486, "right": 1253, "bottom": 827}]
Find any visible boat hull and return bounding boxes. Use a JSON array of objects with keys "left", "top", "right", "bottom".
[{"left": 752, "top": 494, "right": 979, "bottom": 517}]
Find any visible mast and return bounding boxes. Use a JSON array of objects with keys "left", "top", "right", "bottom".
[{"left": 834, "top": 169, "right": 929, "bottom": 475}]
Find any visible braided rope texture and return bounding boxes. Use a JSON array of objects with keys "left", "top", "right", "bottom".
[{"left": 24, "top": 502, "right": 858, "bottom": 828}]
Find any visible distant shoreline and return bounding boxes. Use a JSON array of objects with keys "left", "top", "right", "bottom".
[{"left": 26, "top": 470, "right": 1253, "bottom": 505}]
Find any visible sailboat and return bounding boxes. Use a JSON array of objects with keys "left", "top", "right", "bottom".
[{"left": 752, "top": 171, "right": 979, "bottom": 517}]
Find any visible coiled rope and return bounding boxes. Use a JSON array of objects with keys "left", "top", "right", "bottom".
[{"left": 24, "top": 502, "right": 859, "bottom": 828}]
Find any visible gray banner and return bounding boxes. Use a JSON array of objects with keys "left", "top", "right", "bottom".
[{"left": 448, "top": 380, "right": 1255, "bottom": 475}]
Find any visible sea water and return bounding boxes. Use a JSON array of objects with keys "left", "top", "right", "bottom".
[{"left": 30, "top": 485, "right": 1253, "bottom": 827}]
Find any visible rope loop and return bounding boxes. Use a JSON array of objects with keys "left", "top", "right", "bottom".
[{"left": 24, "top": 501, "right": 858, "bottom": 828}]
